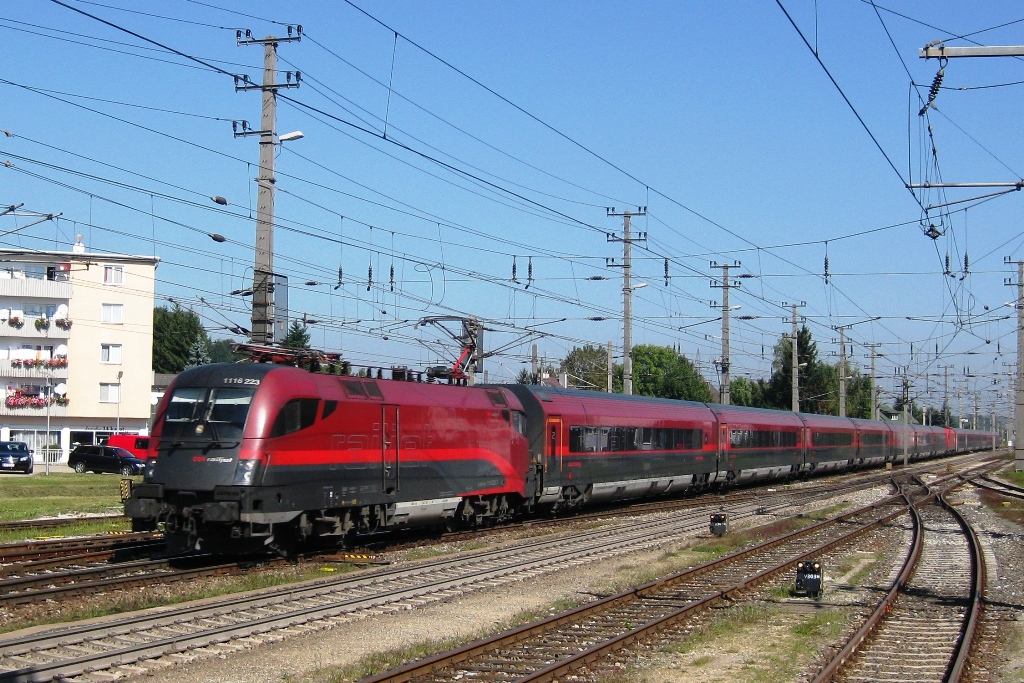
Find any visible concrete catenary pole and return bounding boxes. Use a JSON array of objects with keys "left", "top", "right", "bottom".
[
  {"left": 1017, "top": 261, "right": 1024, "bottom": 468},
  {"left": 607, "top": 340, "right": 613, "bottom": 393},
  {"left": 838, "top": 326, "right": 847, "bottom": 418},
  {"left": 791, "top": 304, "right": 800, "bottom": 412},
  {"left": 903, "top": 370, "right": 910, "bottom": 467},
  {"left": 236, "top": 29, "right": 301, "bottom": 344},
  {"left": 711, "top": 262, "right": 739, "bottom": 405},
  {"left": 607, "top": 207, "right": 647, "bottom": 395},
  {"left": 865, "top": 343, "right": 881, "bottom": 420},
  {"left": 251, "top": 42, "right": 277, "bottom": 345}
]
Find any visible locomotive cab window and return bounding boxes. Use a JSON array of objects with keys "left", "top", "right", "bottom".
[
  {"left": 165, "top": 388, "right": 206, "bottom": 422},
  {"left": 271, "top": 398, "right": 320, "bottom": 437},
  {"left": 161, "top": 387, "right": 256, "bottom": 440},
  {"left": 511, "top": 411, "right": 526, "bottom": 436}
]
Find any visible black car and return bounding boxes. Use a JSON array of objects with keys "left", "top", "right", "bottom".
[
  {"left": 68, "top": 445, "right": 144, "bottom": 475},
  {"left": 0, "top": 441, "right": 33, "bottom": 474}
]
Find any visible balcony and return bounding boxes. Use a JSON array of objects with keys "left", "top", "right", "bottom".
[
  {"left": 0, "top": 320, "right": 71, "bottom": 340},
  {"left": 0, "top": 276, "right": 71, "bottom": 300},
  {"left": 0, "top": 359, "right": 69, "bottom": 380},
  {"left": 0, "top": 403, "right": 68, "bottom": 418}
]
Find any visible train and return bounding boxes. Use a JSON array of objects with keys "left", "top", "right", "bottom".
[{"left": 124, "top": 361, "right": 998, "bottom": 554}]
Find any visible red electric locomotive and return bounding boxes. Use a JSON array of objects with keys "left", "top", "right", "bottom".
[{"left": 128, "top": 363, "right": 533, "bottom": 553}]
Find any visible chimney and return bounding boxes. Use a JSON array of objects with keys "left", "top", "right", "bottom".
[{"left": 72, "top": 234, "right": 86, "bottom": 254}]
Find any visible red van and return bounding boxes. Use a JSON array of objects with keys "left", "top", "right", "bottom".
[{"left": 106, "top": 434, "right": 151, "bottom": 460}]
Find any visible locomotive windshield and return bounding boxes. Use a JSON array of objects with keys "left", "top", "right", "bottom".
[{"left": 162, "top": 387, "right": 255, "bottom": 441}]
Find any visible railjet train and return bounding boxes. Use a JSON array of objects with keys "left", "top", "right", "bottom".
[{"left": 125, "top": 362, "right": 996, "bottom": 554}]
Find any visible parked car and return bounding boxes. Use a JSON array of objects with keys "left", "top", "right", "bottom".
[
  {"left": 68, "top": 445, "right": 144, "bottom": 475},
  {"left": 105, "top": 434, "right": 151, "bottom": 460},
  {"left": 0, "top": 441, "right": 33, "bottom": 474}
]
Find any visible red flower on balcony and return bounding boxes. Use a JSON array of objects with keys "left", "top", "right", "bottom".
[
  {"left": 8, "top": 316, "right": 22, "bottom": 329},
  {"left": 54, "top": 318, "right": 72, "bottom": 330}
]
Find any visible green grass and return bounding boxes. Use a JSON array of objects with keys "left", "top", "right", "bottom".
[
  {"left": 1001, "top": 467, "right": 1024, "bottom": 487},
  {"left": 660, "top": 605, "right": 773, "bottom": 655},
  {"left": 0, "top": 517, "right": 131, "bottom": 545},
  {"left": 0, "top": 473, "right": 134, "bottom": 521}
]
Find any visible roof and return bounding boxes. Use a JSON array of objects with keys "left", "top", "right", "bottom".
[
  {"left": 0, "top": 248, "right": 160, "bottom": 266},
  {"left": 152, "top": 373, "right": 177, "bottom": 390}
]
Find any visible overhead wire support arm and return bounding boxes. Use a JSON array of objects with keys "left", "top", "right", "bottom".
[{"left": 921, "top": 45, "right": 1024, "bottom": 59}]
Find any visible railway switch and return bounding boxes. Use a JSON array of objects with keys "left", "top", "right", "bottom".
[
  {"left": 795, "top": 560, "right": 823, "bottom": 597},
  {"left": 709, "top": 512, "right": 728, "bottom": 537}
]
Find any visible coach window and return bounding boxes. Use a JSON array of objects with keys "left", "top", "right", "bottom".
[{"left": 271, "top": 398, "right": 320, "bottom": 437}]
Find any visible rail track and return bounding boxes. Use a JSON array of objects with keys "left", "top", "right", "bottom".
[
  {"left": 356, "top": 484, "right": 939, "bottom": 682},
  {"left": 811, "top": 484, "right": 985, "bottom": 682},
  {"left": 0, "top": 533, "right": 161, "bottom": 564},
  {"left": 971, "top": 473, "right": 1024, "bottom": 501},
  {"left": 0, "top": 468, "right": 907, "bottom": 683},
  {"left": 0, "top": 467, "right": 899, "bottom": 608},
  {"left": 0, "top": 453, "right": 999, "bottom": 610}
]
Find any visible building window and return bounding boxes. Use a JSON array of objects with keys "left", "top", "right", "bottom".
[
  {"left": 99, "top": 383, "right": 121, "bottom": 403},
  {"left": 101, "top": 303, "right": 123, "bottom": 324},
  {"left": 103, "top": 266, "right": 124, "bottom": 285},
  {"left": 100, "top": 344, "right": 122, "bottom": 364}
]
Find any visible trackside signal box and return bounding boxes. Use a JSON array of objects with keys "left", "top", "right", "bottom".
[
  {"left": 710, "top": 513, "right": 728, "bottom": 537},
  {"left": 795, "top": 560, "right": 823, "bottom": 597}
]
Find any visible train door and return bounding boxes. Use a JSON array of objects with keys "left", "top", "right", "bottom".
[
  {"left": 718, "top": 424, "right": 728, "bottom": 471},
  {"left": 381, "top": 405, "right": 399, "bottom": 494},
  {"left": 546, "top": 417, "right": 563, "bottom": 472}
]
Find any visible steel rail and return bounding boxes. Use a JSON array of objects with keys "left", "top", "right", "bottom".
[
  {"left": 938, "top": 488, "right": 987, "bottom": 682},
  {"left": 811, "top": 477, "right": 988, "bottom": 683},
  {"left": 0, "top": 533, "right": 161, "bottom": 563},
  {"left": 810, "top": 492, "right": 924, "bottom": 683},
  {"left": 359, "top": 484, "right": 920, "bottom": 683},
  {"left": 974, "top": 474, "right": 1024, "bottom": 500}
]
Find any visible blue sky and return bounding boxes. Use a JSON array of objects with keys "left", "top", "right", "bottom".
[{"left": 2, "top": 1, "right": 1023, "bottom": 417}]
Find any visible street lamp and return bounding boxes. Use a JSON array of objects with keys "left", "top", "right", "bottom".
[
  {"left": 44, "top": 371, "right": 51, "bottom": 476},
  {"left": 116, "top": 370, "right": 123, "bottom": 433}
]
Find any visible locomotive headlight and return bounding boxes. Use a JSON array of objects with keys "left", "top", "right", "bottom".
[
  {"left": 232, "top": 458, "right": 261, "bottom": 486},
  {"left": 144, "top": 458, "right": 157, "bottom": 481}
]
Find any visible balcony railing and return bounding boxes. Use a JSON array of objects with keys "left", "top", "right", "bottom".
[
  {"left": 0, "top": 277, "right": 71, "bottom": 299},
  {"left": 0, "top": 403, "right": 68, "bottom": 417},
  {"left": 0, "top": 320, "right": 71, "bottom": 339},
  {"left": 0, "top": 359, "right": 69, "bottom": 379}
]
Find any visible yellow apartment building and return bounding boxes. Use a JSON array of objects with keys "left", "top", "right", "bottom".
[{"left": 0, "top": 236, "right": 159, "bottom": 464}]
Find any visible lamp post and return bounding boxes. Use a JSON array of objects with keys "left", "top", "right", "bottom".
[
  {"left": 116, "top": 370, "right": 123, "bottom": 433},
  {"left": 44, "top": 371, "right": 51, "bottom": 476}
]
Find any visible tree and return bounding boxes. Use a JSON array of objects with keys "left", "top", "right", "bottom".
[
  {"left": 560, "top": 345, "right": 613, "bottom": 391},
  {"left": 729, "top": 376, "right": 768, "bottom": 408},
  {"left": 209, "top": 338, "right": 242, "bottom": 364},
  {"left": 153, "top": 305, "right": 206, "bottom": 373},
  {"left": 763, "top": 325, "right": 839, "bottom": 414},
  {"left": 631, "top": 345, "right": 713, "bottom": 402},
  {"left": 281, "top": 321, "right": 310, "bottom": 350},
  {"left": 515, "top": 368, "right": 533, "bottom": 384},
  {"left": 185, "top": 337, "right": 211, "bottom": 368}
]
